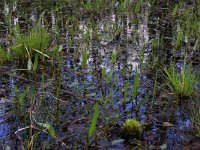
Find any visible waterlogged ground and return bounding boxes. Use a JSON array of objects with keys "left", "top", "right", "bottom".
[{"left": 0, "top": 0, "right": 200, "bottom": 149}]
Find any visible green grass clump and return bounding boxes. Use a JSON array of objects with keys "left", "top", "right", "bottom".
[
  {"left": 164, "top": 64, "right": 199, "bottom": 98},
  {"left": 12, "top": 23, "right": 50, "bottom": 59},
  {"left": 0, "top": 47, "right": 10, "bottom": 65},
  {"left": 122, "top": 118, "right": 142, "bottom": 137}
]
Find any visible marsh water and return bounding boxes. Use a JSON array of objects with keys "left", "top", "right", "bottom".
[{"left": 0, "top": 0, "right": 200, "bottom": 149}]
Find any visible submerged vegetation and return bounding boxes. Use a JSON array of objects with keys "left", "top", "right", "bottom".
[{"left": 0, "top": 0, "right": 200, "bottom": 149}]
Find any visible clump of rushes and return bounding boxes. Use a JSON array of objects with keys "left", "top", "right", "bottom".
[
  {"left": 164, "top": 64, "right": 199, "bottom": 99},
  {"left": 12, "top": 22, "right": 50, "bottom": 60},
  {"left": 0, "top": 47, "right": 10, "bottom": 65},
  {"left": 122, "top": 118, "right": 143, "bottom": 138}
]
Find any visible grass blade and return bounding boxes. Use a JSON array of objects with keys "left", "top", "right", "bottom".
[
  {"left": 82, "top": 48, "right": 88, "bottom": 68},
  {"left": 37, "top": 122, "right": 55, "bottom": 138},
  {"left": 111, "top": 49, "right": 117, "bottom": 64},
  {"left": 123, "top": 81, "right": 129, "bottom": 102},
  {"left": 88, "top": 103, "right": 99, "bottom": 140},
  {"left": 132, "top": 68, "right": 139, "bottom": 98}
]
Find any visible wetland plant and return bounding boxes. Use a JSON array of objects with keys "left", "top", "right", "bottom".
[
  {"left": 11, "top": 23, "right": 51, "bottom": 69},
  {"left": 82, "top": 47, "right": 88, "bottom": 69},
  {"left": 175, "top": 24, "right": 184, "bottom": 49},
  {"left": 132, "top": 68, "right": 139, "bottom": 97},
  {"left": 111, "top": 49, "right": 117, "bottom": 64},
  {"left": 12, "top": 23, "right": 50, "bottom": 58},
  {"left": 122, "top": 118, "right": 143, "bottom": 138},
  {"left": 172, "top": 4, "right": 178, "bottom": 17},
  {"left": 88, "top": 103, "right": 99, "bottom": 145},
  {"left": 164, "top": 63, "right": 199, "bottom": 99},
  {"left": 13, "top": 85, "right": 28, "bottom": 119},
  {"left": 123, "top": 80, "right": 130, "bottom": 102},
  {"left": 101, "top": 67, "right": 106, "bottom": 79},
  {"left": 133, "top": 0, "right": 143, "bottom": 14},
  {"left": 150, "top": 34, "right": 163, "bottom": 50},
  {"left": 132, "top": 68, "right": 140, "bottom": 103},
  {"left": 106, "top": 70, "right": 114, "bottom": 84},
  {"left": 131, "top": 68, "right": 140, "bottom": 116},
  {"left": 0, "top": 47, "right": 10, "bottom": 65}
]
